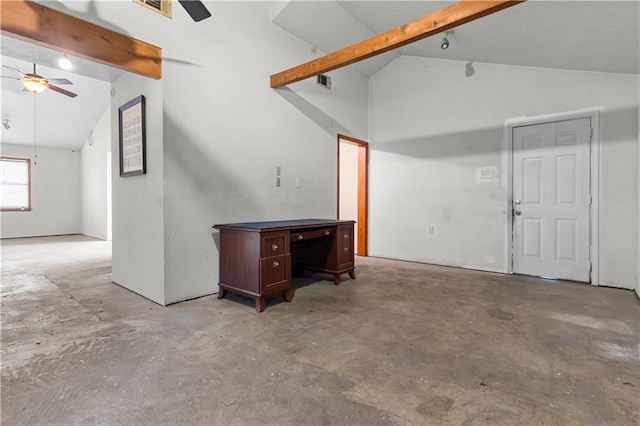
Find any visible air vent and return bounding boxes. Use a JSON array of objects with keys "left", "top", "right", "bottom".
[
  {"left": 133, "top": 0, "right": 172, "bottom": 18},
  {"left": 317, "top": 74, "right": 331, "bottom": 89}
]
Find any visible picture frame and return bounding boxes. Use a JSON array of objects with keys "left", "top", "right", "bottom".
[{"left": 118, "top": 95, "right": 146, "bottom": 177}]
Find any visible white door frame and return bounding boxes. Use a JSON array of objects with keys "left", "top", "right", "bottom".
[{"left": 504, "top": 109, "right": 600, "bottom": 285}]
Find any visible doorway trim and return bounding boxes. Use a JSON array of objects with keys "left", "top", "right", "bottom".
[
  {"left": 337, "top": 134, "right": 368, "bottom": 256},
  {"left": 504, "top": 109, "right": 600, "bottom": 285}
]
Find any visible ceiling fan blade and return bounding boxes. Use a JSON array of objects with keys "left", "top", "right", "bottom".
[
  {"left": 2, "top": 65, "right": 27, "bottom": 77},
  {"left": 1, "top": 75, "right": 21, "bottom": 80},
  {"left": 47, "top": 78, "right": 73, "bottom": 85},
  {"left": 178, "top": 0, "right": 211, "bottom": 22},
  {"left": 47, "top": 83, "right": 78, "bottom": 98}
]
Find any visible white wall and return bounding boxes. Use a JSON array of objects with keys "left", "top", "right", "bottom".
[
  {"left": 339, "top": 140, "right": 359, "bottom": 244},
  {"left": 160, "top": 2, "right": 368, "bottom": 304},
  {"left": 369, "top": 56, "right": 639, "bottom": 289},
  {"left": 1, "top": 144, "right": 80, "bottom": 238},
  {"left": 80, "top": 106, "right": 111, "bottom": 240},
  {"left": 55, "top": 1, "right": 368, "bottom": 304},
  {"left": 110, "top": 73, "right": 165, "bottom": 305}
]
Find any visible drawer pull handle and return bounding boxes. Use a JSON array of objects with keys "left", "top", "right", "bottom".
[
  {"left": 273, "top": 260, "right": 280, "bottom": 268},
  {"left": 298, "top": 234, "right": 304, "bottom": 240},
  {"left": 344, "top": 234, "right": 349, "bottom": 239},
  {"left": 272, "top": 243, "right": 278, "bottom": 251},
  {"left": 344, "top": 247, "right": 349, "bottom": 252},
  {"left": 325, "top": 231, "right": 330, "bottom": 235}
]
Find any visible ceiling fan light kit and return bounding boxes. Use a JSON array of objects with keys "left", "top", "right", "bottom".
[{"left": 23, "top": 78, "right": 46, "bottom": 93}]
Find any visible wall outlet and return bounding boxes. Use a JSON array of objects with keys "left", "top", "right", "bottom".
[{"left": 427, "top": 224, "right": 435, "bottom": 235}]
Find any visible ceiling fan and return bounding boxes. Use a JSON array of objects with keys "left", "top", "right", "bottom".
[
  {"left": 178, "top": 0, "right": 211, "bottom": 22},
  {"left": 1, "top": 63, "right": 77, "bottom": 98}
]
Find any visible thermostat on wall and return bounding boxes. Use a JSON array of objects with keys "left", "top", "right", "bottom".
[{"left": 476, "top": 166, "right": 498, "bottom": 182}]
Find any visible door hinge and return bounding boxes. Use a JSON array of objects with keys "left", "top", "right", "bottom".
[
  {"left": 589, "top": 128, "right": 594, "bottom": 140},
  {"left": 589, "top": 263, "right": 593, "bottom": 281},
  {"left": 589, "top": 195, "right": 593, "bottom": 206}
]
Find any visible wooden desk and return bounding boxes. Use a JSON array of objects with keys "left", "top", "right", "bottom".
[{"left": 213, "top": 219, "right": 356, "bottom": 312}]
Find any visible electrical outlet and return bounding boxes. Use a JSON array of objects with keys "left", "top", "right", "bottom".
[{"left": 427, "top": 224, "right": 435, "bottom": 235}]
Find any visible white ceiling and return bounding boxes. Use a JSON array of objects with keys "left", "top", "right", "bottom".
[{"left": 274, "top": 0, "right": 640, "bottom": 77}]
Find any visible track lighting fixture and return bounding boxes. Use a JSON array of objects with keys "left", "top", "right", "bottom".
[
  {"left": 440, "top": 35, "right": 450, "bottom": 50},
  {"left": 440, "top": 30, "right": 454, "bottom": 50}
]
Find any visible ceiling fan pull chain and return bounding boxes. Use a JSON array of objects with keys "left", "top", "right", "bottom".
[{"left": 32, "top": 94, "right": 38, "bottom": 165}]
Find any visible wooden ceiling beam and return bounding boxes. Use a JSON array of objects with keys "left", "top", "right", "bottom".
[
  {"left": 270, "top": 0, "right": 524, "bottom": 88},
  {"left": 0, "top": 0, "right": 161, "bottom": 79}
]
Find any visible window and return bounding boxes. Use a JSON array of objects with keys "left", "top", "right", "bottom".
[{"left": 1, "top": 157, "right": 31, "bottom": 211}]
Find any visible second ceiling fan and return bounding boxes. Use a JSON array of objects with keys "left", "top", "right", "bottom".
[{"left": 178, "top": 0, "right": 211, "bottom": 22}]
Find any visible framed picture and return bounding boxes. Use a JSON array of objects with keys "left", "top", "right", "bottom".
[{"left": 118, "top": 95, "right": 146, "bottom": 177}]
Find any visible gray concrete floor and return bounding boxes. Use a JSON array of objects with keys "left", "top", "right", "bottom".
[{"left": 1, "top": 235, "right": 639, "bottom": 425}]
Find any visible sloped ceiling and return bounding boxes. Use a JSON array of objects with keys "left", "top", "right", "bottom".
[
  {"left": 273, "top": 0, "right": 640, "bottom": 77},
  {"left": 0, "top": 33, "right": 117, "bottom": 151},
  {"left": 1, "top": 0, "right": 638, "bottom": 151},
  {"left": 1, "top": 53, "right": 112, "bottom": 150}
]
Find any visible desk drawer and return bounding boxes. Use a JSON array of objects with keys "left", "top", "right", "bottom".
[
  {"left": 261, "top": 233, "right": 287, "bottom": 256},
  {"left": 290, "top": 227, "right": 333, "bottom": 243},
  {"left": 260, "top": 254, "right": 290, "bottom": 291}
]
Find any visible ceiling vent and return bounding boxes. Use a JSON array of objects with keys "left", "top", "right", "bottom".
[
  {"left": 133, "top": 0, "right": 172, "bottom": 18},
  {"left": 317, "top": 74, "right": 331, "bottom": 90}
]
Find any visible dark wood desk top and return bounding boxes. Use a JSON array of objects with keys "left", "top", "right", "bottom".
[{"left": 213, "top": 219, "right": 355, "bottom": 232}]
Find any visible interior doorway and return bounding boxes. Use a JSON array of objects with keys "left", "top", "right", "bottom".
[
  {"left": 509, "top": 113, "right": 599, "bottom": 283},
  {"left": 337, "top": 135, "right": 368, "bottom": 256}
]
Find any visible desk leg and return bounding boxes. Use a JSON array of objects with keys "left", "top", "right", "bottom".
[
  {"left": 255, "top": 298, "right": 266, "bottom": 313},
  {"left": 348, "top": 270, "right": 356, "bottom": 279},
  {"left": 282, "top": 289, "right": 294, "bottom": 302},
  {"left": 217, "top": 288, "right": 228, "bottom": 299}
]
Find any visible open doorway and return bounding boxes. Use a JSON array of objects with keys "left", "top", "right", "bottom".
[{"left": 337, "top": 135, "right": 368, "bottom": 256}]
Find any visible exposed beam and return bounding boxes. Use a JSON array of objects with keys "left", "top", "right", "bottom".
[
  {"left": 1, "top": 0, "right": 161, "bottom": 79},
  {"left": 270, "top": 0, "right": 524, "bottom": 88}
]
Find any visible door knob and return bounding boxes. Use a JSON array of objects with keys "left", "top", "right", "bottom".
[
  {"left": 514, "top": 200, "right": 521, "bottom": 205},
  {"left": 514, "top": 210, "right": 522, "bottom": 216}
]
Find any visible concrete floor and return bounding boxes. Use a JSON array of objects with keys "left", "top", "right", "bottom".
[{"left": 1, "top": 235, "right": 639, "bottom": 425}]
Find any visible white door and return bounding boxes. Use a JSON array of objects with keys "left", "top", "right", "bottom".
[{"left": 512, "top": 118, "right": 591, "bottom": 282}]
